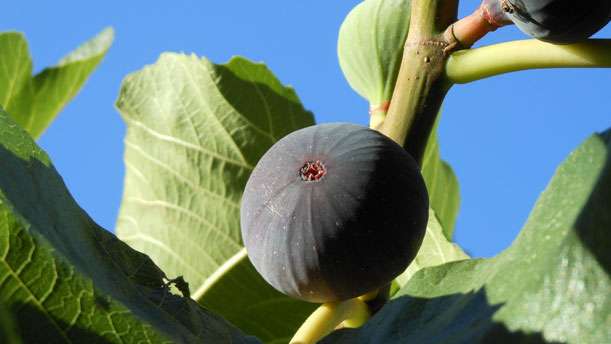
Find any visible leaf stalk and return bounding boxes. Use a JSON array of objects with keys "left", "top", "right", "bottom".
[{"left": 446, "top": 39, "right": 611, "bottom": 84}]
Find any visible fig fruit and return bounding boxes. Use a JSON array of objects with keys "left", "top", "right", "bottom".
[
  {"left": 503, "top": 0, "right": 611, "bottom": 43},
  {"left": 240, "top": 123, "right": 428, "bottom": 303},
  {"left": 337, "top": 0, "right": 411, "bottom": 110}
]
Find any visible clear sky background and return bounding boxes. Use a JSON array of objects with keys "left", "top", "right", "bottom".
[{"left": 1, "top": 1, "right": 609, "bottom": 258}]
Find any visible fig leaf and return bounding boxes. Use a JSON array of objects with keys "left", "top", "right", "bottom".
[
  {"left": 0, "top": 108, "right": 257, "bottom": 343},
  {"left": 0, "top": 28, "right": 113, "bottom": 138},
  {"left": 115, "top": 53, "right": 315, "bottom": 342},
  {"left": 421, "top": 118, "right": 461, "bottom": 238}
]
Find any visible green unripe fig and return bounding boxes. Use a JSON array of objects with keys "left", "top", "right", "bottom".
[{"left": 338, "top": 0, "right": 411, "bottom": 121}]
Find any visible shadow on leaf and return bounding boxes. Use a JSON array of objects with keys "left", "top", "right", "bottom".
[
  {"left": 0, "top": 137, "right": 258, "bottom": 343},
  {"left": 575, "top": 131, "right": 611, "bottom": 277},
  {"left": 481, "top": 325, "right": 563, "bottom": 344},
  {"left": 12, "top": 303, "right": 113, "bottom": 344},
  {"left": 323, "top": 288, "right": 560, "bottom": 344}
]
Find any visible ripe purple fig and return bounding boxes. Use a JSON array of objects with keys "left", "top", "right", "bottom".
[
  {"left": 503, "top": 0, "right": 611, "bottom": 43},
  {"left": 241, "top": 123, "right": 429, "bottom": 303}
]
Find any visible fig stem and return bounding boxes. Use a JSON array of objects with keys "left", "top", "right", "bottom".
[
  {"left": 357, "top": 289, "right": 379, "bottom": 302},
  {"left": 448, "top": 0, "right": 512, "bottom": 49},
  {"left": 446, "top": 39, "right": 611, "bottom": 84},
  {"left": 289, "top": 297, "right": 370, "bottom": 344},
  {"left": 380, "top": 0, "right": 458, "bottom": 165}
]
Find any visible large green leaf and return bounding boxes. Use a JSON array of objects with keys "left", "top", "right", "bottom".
[
  {"left": 115, "top": 54, "right": 316, "bottom": 341},
  {"left": 324, "top": 130, "right": 611, "bottom": 343},
  {"left": 0, "top": 28, "right": 112, "bottom": 138},
  {"left": 0, "top": 108, "right": 257, "bottom": 343},
  {"left": 421, "top": 118, "right": 461, "bottom": 238}
]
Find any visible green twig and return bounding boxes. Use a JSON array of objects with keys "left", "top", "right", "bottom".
[
  {"left": 446, "top": 39, "right": 611, "bottom": 84},
  {"left": 379, "top": 0, "right": 457, "bottom": 165}
]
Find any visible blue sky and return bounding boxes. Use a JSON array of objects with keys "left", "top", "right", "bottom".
[{"left": 1, "top": 1, "right": 609, "bottom": 258}]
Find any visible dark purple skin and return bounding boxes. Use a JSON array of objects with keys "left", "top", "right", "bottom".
[
  {"left": 503, "top": 0, "right": 611, "bottom": 43},
  {"left": 240, "top": 123, "right": 429, "bottom": 303}
]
